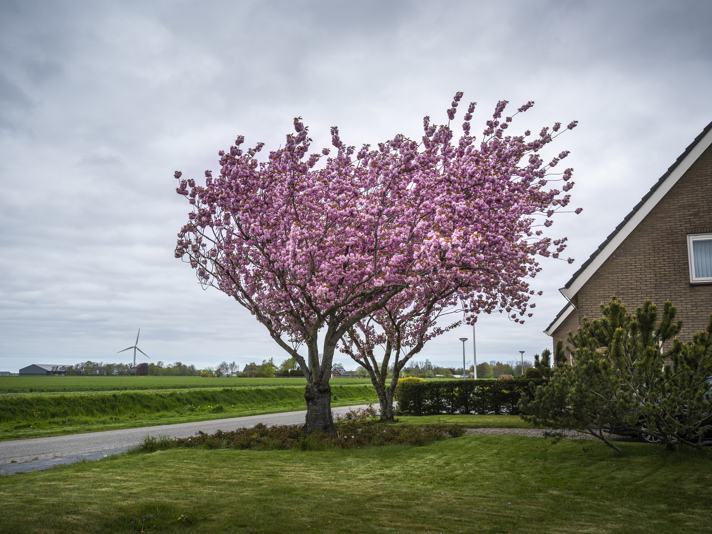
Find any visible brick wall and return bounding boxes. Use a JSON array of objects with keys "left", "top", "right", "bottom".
[
  {"left": 552, "top": 143, "right": 712, "bottom": 348},
  {"left": 551, "top": 302, "right": 580, "bottom": 363}
]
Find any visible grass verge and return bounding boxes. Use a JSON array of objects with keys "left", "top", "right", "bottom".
[
  {"left": 1, "top": 433, "right": 711, "bottom": 533},
  {"left": 0, "top": 385, "right": 378, "bottom": 441}
]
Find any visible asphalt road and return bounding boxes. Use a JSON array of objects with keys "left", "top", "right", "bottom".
[{"left": 0, "top": 405, "right": 373, "bottom": 475}]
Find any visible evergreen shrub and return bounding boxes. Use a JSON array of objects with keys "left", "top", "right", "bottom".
[
  {"left": 394, "top": 377, "right": 426, "bottom": 401},
  {"left": 524, "top": 367, "right": 542, "bottom": 379}
]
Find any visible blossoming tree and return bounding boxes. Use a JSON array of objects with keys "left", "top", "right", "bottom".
[{"left": 174, "top": 93, "right": 578, "bottom": 433}]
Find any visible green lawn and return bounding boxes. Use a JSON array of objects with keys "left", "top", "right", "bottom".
[
  {"left": 396, "top": 414, "right": 533, "bottom": 428},
  {"left": 1, "top": 433, "right": 710, "bottom": 533}
]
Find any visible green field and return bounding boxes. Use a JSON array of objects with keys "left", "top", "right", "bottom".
[
  {"left": 0, "top": 376, "right": 371, "bottom": 395},
  {"left": 2, "top": 433, "right": 710, "bottom": 533}
]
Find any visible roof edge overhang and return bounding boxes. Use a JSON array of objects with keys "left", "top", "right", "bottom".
[
  {"left": 561, "top": 123, "right": 712, "bottom": 302},
  {"left": 544, "top": 287, "right": 576, "bottom": 337},
  {"left": 544, "top": 297, "right": 575, "bottom": 337}
]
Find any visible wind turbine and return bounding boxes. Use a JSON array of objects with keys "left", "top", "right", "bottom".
[{"left": 118, "top": 329, "right": 150, "bottom": 367}]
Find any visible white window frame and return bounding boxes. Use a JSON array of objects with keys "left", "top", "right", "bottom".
[{"left": 687, "top": 233, "right": 712, "bottom": 283}]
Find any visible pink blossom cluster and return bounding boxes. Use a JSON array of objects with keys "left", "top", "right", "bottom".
[
  {"left": 175, "top": 94, "right": 579, "bottom": 371},
  {"left": 340, "top": 291, "right": 459, "bottom": 368}
]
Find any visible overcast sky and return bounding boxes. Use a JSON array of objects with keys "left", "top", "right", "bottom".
[{"left": 1, "top": 0, "right": 711, "bottom": 373}]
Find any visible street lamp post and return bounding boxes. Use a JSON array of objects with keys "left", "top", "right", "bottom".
[
  {"left": 460, "top": 338, "right": 468, "bottom": 379},
  {"left": 519, "top": 350, "right": 525, "bottom": 377},
  {"left": 472, "top": 322, "right": 477, "bottom": 379}
]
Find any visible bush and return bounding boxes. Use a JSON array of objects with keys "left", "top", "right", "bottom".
[
  {"left": 520, "top": 298, "right": 712, "bottom": 451},
  {"left": 394, "top": 377, "right": 426, "bottom": 402},
  {"left": 333, "top": 404, "right": 378, "bottom": 422},
  {"left": 395, "top": 378, "right": 543, "bottom": 416},
  {"left": 164, "top": 421, "right": 465, "bottom": 451},
  {"left": 524, "top": 367, "right": 542, "bottom": 379}
]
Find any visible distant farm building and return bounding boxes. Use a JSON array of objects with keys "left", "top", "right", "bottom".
[
  {"left": 19, "top": 364, "right": 69, "bottom": 376},
  {"left": 0, "top": 371, "right": 11, "bottom": 376},
  {"left": 242, "top": 363, "right": 259, "bottom": 378},
  {"left": 331, "top": 364, "right": 357, "bottom": 378}
]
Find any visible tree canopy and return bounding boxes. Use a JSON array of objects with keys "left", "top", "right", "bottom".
[{"left": 175, "top": 93, "right": 578, "bottom": 432}]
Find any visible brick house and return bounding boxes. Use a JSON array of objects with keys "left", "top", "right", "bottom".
[{"left": 545, "top": 120, "right": 712, "bottom": 357}]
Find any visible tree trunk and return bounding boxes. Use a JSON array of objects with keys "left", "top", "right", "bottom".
[
  {"left": 379, "top": 388, "right": 395, "bottom": 421},
  {"left": 368, "top": 377, "right": 396, "bottom": 421},
  {"left": 304, "top": 381, "right": 335, "bottom": 433},
  {"left": 380, "top": 364, "right": 407, "bottom": 421}
]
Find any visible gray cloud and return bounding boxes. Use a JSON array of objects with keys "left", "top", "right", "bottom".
[{"left": 1, "top": 0, "right": 711, "bottom": 372}]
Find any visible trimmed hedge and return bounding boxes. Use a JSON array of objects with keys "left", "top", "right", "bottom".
[{"left": 395, "top": 379, "right": 544, "bottom": 416}]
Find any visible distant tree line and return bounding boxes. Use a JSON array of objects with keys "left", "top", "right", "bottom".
[
  {"left": 61, "top": 357, "right": 531, "bottom": 379},
  {"left": 60, "top": 358, "right": 301, "bottom": 378},
  {"left": 476, "top": 360, "right": 533, "bottom": 379},
  {"left": 62, "top": 361, "right": 204, "bottom": 376},
  {"left": 401, "top": 359, "right": 455, "bottom": 379},
  {"left": 399, "top": 359, "right": 533, "bottom": 379}
]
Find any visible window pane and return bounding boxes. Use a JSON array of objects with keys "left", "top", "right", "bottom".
[{"left": 693, "top": 239, "right": 712, "bottom": 279}]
